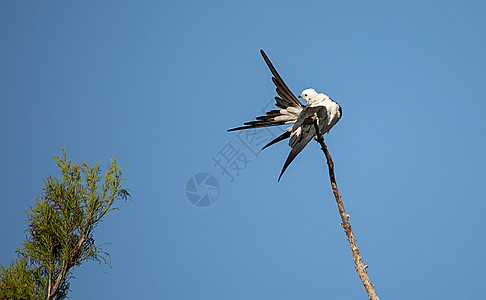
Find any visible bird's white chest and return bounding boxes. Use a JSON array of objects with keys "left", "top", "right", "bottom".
[{"left": 311, "top": 99, "right": 341, "bottom": 126}]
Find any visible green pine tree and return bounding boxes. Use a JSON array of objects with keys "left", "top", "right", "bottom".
[{"left": 0, "top": 149, "right": 130, "bottom": 300}]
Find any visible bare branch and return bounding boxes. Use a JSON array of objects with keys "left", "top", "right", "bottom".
[{"left": 312, "top": 118, "right": 380, "bottom": 300}]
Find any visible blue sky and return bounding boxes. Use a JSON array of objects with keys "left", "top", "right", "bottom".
[{"left": 1, "top": 1, "right": 486, "bottom": 299}]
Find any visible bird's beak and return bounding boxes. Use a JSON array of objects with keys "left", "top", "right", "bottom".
[{"left": 298, "top": 95, "right": 302, "bottom": 99}]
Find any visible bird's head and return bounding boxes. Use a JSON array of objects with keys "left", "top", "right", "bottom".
[{"left": 299, "top": 88, "right": 321, "bottom": 106}]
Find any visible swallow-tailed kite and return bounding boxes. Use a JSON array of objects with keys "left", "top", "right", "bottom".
[{"left": 228, "top": 50, "right": 342, "bottom": 181}]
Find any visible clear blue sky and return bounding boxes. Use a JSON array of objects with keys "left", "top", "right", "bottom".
[{"left": 1, "top": 1, "right": 486, "bottom": 299}]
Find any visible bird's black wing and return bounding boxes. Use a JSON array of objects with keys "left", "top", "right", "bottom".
[
  {"left": 278, "top": 106, "right": 328, "bottom": 181},
  {"left": 227, "top": 108, "right": 299, "bottom": 132},
  {"left": 227, "top": 50, "right": 303, "bottom": 139},
  {"left": 260, "top": 49, "right": 303, "bottom": 109}
]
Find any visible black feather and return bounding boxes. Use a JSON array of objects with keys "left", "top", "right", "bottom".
[
  {"left": 262, "top": 131, "right": 291, "bottom": 150},
  {"left": 260, "top": 50, "right": 302, "bottom": 108}
]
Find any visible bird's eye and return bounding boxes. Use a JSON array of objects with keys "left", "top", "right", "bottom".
[{"left": 304, "top": 94, "right": 307, "bottom": 97}]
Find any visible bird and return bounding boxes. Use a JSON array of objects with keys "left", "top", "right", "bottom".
[{"left": 227, "top": 50, "right": 342, "bottom": 181}]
